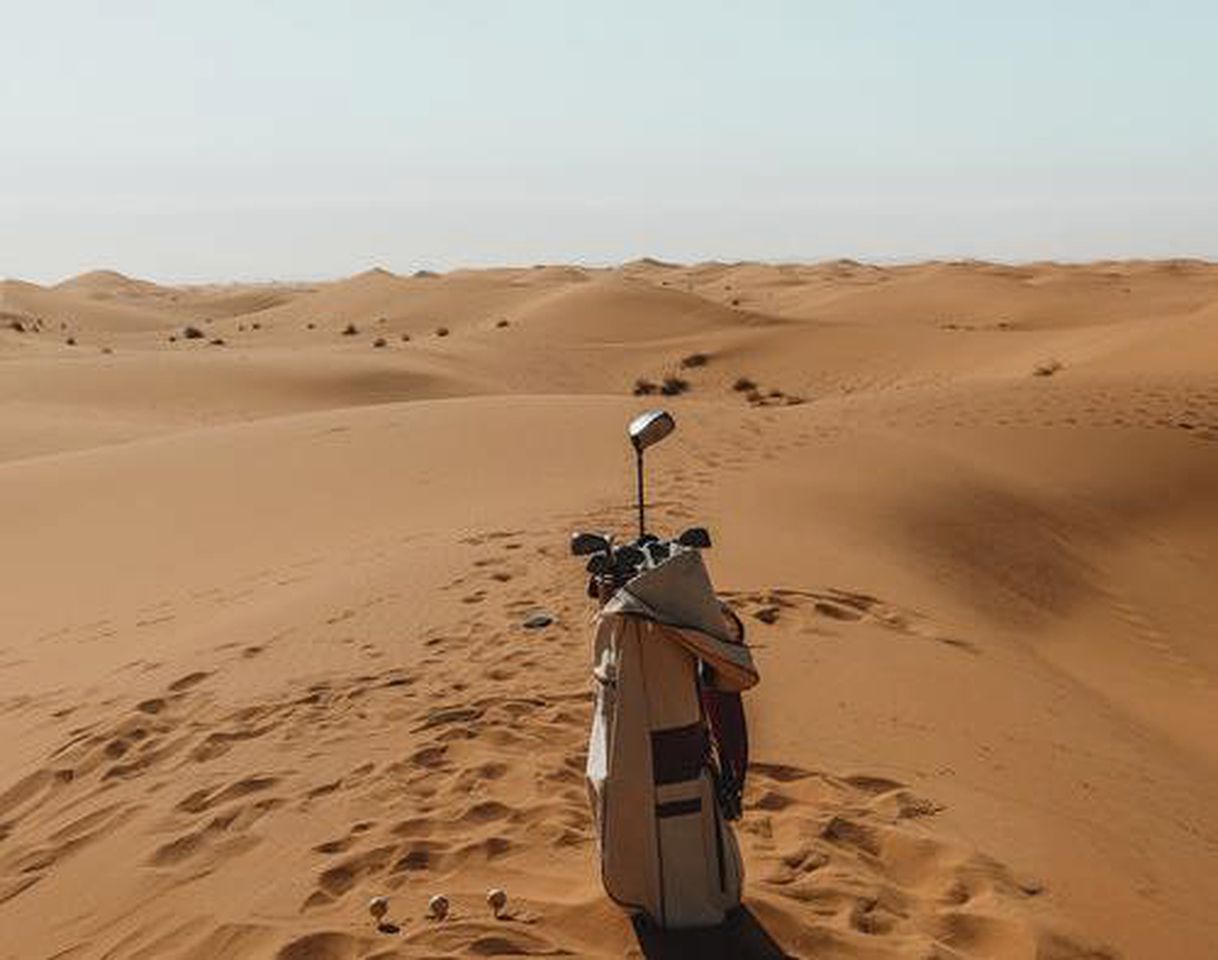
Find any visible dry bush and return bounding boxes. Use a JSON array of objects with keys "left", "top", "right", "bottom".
[
  {"left": 373, "top": 337, "right": 387, "bottom": 348},
  {"left": 183, "top": 325, "right": 205, "bottom": 339},
  {"left": 342, "top": 323, "right": 359, "bottom": 336},
  {"left": 435, "top": 326, "right": 450, "bottom": 337},
  {"left": 733, "top": 376, "right": 756, "bottom": 392},
  {"left": 633, "top": 378, "right": 658, "bottom": 396},
  {"left": 496, "top": 319, "right": 510, "bottom": 328},
  {"left": 660, "top": 376, "right": 690, "bottom": 396},
  {"left": 680, "top": 352, "right": 710, "bottom": 369},
  {"left": 1033, "top": 359, "right": 1062, "bottom": 377}
]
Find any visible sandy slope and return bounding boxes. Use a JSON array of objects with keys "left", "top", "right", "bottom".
[{"left": 2, "top": 261, "right": 1217, "bottom": 959}]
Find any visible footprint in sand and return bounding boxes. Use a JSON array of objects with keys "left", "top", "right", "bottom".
[{"left": 167, "top": 671, "right": 210, "bottom": 693}]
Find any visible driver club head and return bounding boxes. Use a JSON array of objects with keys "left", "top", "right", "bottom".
[
  {"left": 571, "top": 532, "right": 611, "bottom": 557},
  {"left": 628, "top": 410, "right": 675, "bottom": 452}
]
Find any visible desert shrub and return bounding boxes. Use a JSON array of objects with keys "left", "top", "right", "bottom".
[
  {"left": 210, "top": 337, "right": 226, "bottom": 346},
  {"left": 306, "top": 322, "right": 316, "bottom": 329},
  {"left": 168, "top": 334, "right": 178, "bottom": 342},
  {"left": 101, "top": 346, "right": 113, "bottom": 354},
  {"left": 252, "top": 322, "right": 262, "bottom": 330},
  {"left": 8, "top": 319, "right": 25, "bottom": 333},
  {"left": 680, "top": 352, "right": 709, "bottom": 369},
  {"left": 65, "top": 336, "right": 76, "bottom": 346},
  {"left": 730, "top": 298, "right": 741, "bottom": 307},
  {"left": 182, "top": 325, "right": 205, "bottom": 339},
  {"left": 342, "top": 323, "right": 358, "bottom": 336},
  {"left": 435, "top": 326, "right": 450, "bottom": 337},
  {"left": 496, "top": 319, "right": 510, "bottom": 328},
  {"left": 1033, "top": 359, "right": 1062, "bottom": 377},
  {"left": 768, "top": 388, "right": 784, "bottom": 398},
  {"left": 732, "top": 376, "right": 756, "bottom": 392},
  {"left": 633, "top": 378, "right": 658, "bottom": 396},
  {"left": 373, "top": 337, "right": 387, "bottom": 348},
  {"left": 745, "top": 388, "right": 763, "bottom": 404},
  {"left": 660, "top": 376, "right": 689, "bottom": 396},
  {"left": 401, "top": 333, "right": 411, "bottom": 342}
]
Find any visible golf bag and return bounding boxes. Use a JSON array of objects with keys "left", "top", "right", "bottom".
[{"left": 585, "top": 547, "right": 759, "bottom": 928}]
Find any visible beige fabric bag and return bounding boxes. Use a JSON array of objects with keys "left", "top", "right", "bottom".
[{"left": 585, "top": 548, "right": 759, "bottom": 928}]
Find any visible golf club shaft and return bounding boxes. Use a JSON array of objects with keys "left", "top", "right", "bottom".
[{"left": 636, "top": 449, "right": 645, "bottom": 539}]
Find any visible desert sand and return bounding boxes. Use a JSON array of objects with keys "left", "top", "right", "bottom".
[{"left": 2, "top": 259, "right": 1216, "bottom": 959}]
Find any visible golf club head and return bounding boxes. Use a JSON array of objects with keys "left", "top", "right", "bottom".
[
  {"left": 586, "top": 553, "right": 611, "bottom": 575},
  {"left": 676, "top": 526, "right": 712, "bottom": 549},
  {"left": 613, "top": 544, "right": 645, "bottom": 581},
  {"left": 645, "top": 540, "right": 671, "bottom": 565},
  {"left": 628, "top": 409, "right": 675, "bottom": 452},
  {"left": 571, "top": 531, "right": 611, "bottom": 556}
]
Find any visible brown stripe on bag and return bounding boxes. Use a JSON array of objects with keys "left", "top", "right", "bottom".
[
  {"left": 656, "top": 797, "right": 703, "bottom": 818},
  {"left": 651, "top": 722, "right": 708, "bottom": 785}
]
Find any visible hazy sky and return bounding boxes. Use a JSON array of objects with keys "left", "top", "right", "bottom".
[{"left": 3, "top": 1, "right": 1216, "bottom": 282}]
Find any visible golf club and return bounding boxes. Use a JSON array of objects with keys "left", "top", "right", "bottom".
[
  {"left": 676, "top": 527, "right": 712, "bottom": 549},
  {"left": 627, "top": 410, "right": 675, "bottom": 541},
  {"left": 571, "top": 531, "right": 611, "bottom": 556},
  {"left": 644, "top": 540, "right": 671, "bottom": 565},
  {"left": 611, "top": 544, "right": 646, "bottom": 583},
  {"left": 586, "top": 553, "right": 611, "bottom": 575}
]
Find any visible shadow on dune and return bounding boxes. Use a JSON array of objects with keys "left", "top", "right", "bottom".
[{"left": 631, "top": 908, "right": 791, "bottom": 959}]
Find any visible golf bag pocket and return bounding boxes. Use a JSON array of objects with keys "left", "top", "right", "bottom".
[{"left": 653, "top": 771, "right": 739, "bottom": 927}]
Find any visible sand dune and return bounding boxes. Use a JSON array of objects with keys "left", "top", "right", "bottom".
[
  {"left": 2, "top": 259, "right": 1217, "bottom": 958},
  {"left": 2, "top": 279, "right": 180, "bottom": 336},
  {"left": 55, "top": 269, "right": 168, "bottom": 299}
]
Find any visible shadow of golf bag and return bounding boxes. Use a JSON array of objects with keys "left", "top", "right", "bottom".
[{"left": 585, "top": 547, "right": 759, "bottom": 929}]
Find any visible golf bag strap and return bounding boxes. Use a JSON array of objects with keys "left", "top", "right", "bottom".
[
  {"left": 701, "top": 687, "right": 748, "bottom": 820},
  {"left": 703, "top": 604, "right": 749, "bottom": 820}
]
